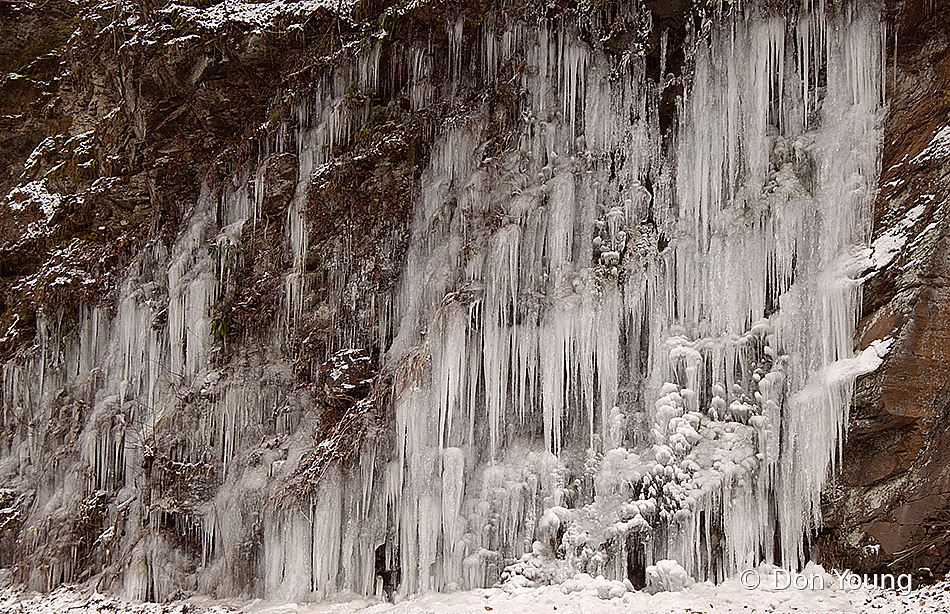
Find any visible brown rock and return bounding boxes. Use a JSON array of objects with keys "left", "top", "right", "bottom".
[
  {"left": 821, "top": 0, "right": 950, "bottom": 580},
  {"left": 261, "top": 153, "right": 298, "bottom": 220},
  {"left": 316, "top": 348, "right": 374, "bottom": 410}
]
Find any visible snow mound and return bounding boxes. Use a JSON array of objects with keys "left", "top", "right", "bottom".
[
  {"left": 645, "top": 559, "right": 694, "bottom": 593},
  {"left": 560, "top": 573, "right": 632, "bottom": 600}
]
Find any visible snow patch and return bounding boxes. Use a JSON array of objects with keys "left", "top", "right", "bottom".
[
  {"left": 158, "top": 0, "right": 356, "bottom": 32},
  {"left": 868, "top": 203, "right": 927, "bottom": 269},
  {"left": 911, "top": 125, "right": 950, "bottom": 164}
]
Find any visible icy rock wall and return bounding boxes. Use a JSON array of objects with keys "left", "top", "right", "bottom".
[
  {"left": 0, "top": 0, "right": 889, "bottom": 603},
  {"left": 0, "top": 53, "right": 387, "bottom": 598}
]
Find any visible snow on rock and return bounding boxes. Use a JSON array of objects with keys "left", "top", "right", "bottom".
[
  {"left": 910, "top": 125, "right": 950, "bottom": 164},
  {"left": 868, "top": 204, "right": 928, "bottom": 269},
  {"left": 4, "top": 178, "right": 63, "bottom": 239},
  {"left": 825, "top": 338, "right": 894, "bottom": 385},
  {"left": 317, "top": 348, "right": 374, "bottom": 407},
  {"left": 158, "top": 0, "right": 356, "bottom": 33},
  {"left": 0, "top": 586, "right": 231, "bottom": 613},
  {"left": 5, "top": 179, "right": 61, "bottom": 218}
]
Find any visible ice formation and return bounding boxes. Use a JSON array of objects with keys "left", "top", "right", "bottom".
[{"left": 0, "top": 0, "right": 889, "bottom": 603}]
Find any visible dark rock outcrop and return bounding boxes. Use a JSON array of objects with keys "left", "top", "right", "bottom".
[{"left": 317, "top": 348, "right": 374, "bottom": 411}]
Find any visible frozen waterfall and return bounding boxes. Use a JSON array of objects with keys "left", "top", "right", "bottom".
[{"left": 0, "top": 0, "right": 889, "bottom": 603}]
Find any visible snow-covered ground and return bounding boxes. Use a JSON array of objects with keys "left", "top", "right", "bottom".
[{"left": 2, "top": 567, "right": 948, "bottom": 614}]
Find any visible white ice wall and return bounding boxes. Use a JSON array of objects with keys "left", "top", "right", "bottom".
[{"left": 385, "top": 0, "right": 886, "bottom": 592}]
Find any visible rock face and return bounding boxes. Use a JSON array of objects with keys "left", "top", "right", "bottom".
[
  {"left": 0, "top": 0, "right": 359, "bottom": 356},
  {"left": 820, "top": 0, "right": 950, "bottom": 582}
]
